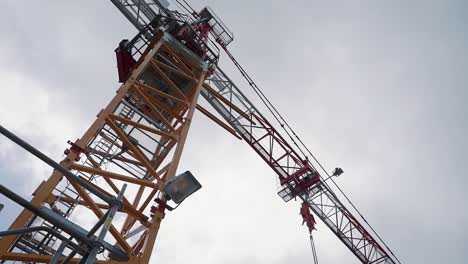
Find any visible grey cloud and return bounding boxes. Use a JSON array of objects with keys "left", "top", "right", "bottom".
[{"left": 1, "top": 0, "right": 467, "bottom": 263}]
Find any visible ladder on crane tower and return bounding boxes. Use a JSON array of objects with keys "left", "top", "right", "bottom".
[
  {"left": 109, "top": 2, "right": 401, "bottom": 261},
  {"left": 7, "top": 105, "right": 136, "bottom": 258},
  {"left": 0, "top": 1, "right": 402, "bottom": 264}
]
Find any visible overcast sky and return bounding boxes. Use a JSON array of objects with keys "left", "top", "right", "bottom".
[{"left": 0, "top": 0, "right": 467, "bottom": 263}]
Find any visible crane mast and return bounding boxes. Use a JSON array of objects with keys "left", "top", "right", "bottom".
[{"left": 0, "top": 1, "right": 400, "bottom": 263}]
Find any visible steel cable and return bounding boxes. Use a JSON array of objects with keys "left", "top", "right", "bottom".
[{"left": 223, "top": 47, "right": 402, "bottom": 264}]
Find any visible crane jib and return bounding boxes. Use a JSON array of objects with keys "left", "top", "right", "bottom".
[
  {"left": 109, "top": 1, "right": 401, "bottom": 264},
  {"left": 0, "top": 1, "right": 400, "bottom": 264}
]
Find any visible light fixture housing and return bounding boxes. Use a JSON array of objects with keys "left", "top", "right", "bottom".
[
  {"left": 163, "top": 171, "right": 202, "bottom": 204},
  {"left": 332, "top": 167, "right": 344, "bottom": 177}
]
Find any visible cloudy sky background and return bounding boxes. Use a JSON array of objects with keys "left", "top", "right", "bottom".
[{"left": 0, "top": 0, "right": 467, "bottom": 263}]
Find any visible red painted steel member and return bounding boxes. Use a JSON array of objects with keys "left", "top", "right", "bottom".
[
  {"left": 301, "top": 202, "right": 316, "bottom": 233},
  {"left": 115, "top": 40, "right": 137, "bottom": 83}
]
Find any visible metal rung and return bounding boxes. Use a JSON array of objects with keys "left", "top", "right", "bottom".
[{"left": 63, "top": 188, "right": 78, "bottom": 197}]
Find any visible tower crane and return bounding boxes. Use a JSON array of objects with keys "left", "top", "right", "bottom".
[{"left": 0, "top": 1, "right": 401, "bottom": 263}]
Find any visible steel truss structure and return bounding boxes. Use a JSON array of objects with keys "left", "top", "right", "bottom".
[
  {"left": 202, "top": 68, "right": 397, "bottom": 264},
  {"left": 0, "top": 1, "right": 400, "bottom": 263},
  {"left": 1, "top": 31, "right": 210, "bottom": 263},
  {"left": 106, "top": 1, "right": 398, "bottom": 263}
]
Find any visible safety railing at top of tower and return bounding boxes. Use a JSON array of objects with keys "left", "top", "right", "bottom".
[{"left": 121, "top": 9, "right": 221, "bottom": 67}]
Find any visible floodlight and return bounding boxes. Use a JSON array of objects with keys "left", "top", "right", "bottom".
[
  {"left": 332, "top": 167, "right": 344, "bottom": 177},
  {"left": 163, "top": 171, "right": 201, "bottom": 204}
]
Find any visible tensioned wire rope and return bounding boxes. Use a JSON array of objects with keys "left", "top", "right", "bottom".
[{"left": 223, "top": 47, "right": 402, "bottom": 264}]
